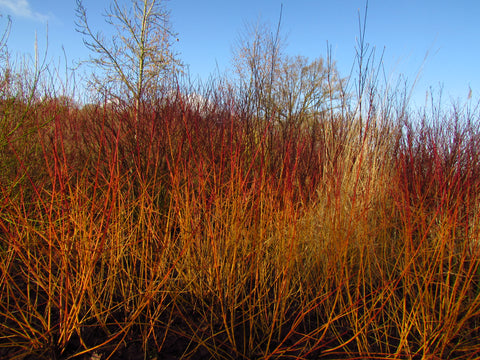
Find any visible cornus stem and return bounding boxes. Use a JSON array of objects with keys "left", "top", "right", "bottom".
[{"left": 1, "top": 6, "right": 480, "bottom": 358}]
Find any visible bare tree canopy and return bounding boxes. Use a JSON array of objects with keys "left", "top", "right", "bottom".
[
  {"left": 75, "top": 0, "right": 182, "bottom": 108},
  {"left": 231, "top": 18, "right": 344, "bottom": 123}
]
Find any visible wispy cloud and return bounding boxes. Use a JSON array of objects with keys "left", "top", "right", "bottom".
[{"left": 0, "top": 0, "right": 50, "bottom": 22}]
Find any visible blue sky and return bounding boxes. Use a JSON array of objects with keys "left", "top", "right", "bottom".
[{"left": 0, "top": 0, "right": 479, "bottom": 108}]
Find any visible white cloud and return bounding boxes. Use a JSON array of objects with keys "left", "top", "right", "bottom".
[{"left": 0, "top": 0, "right": 49, "bottom": 22}]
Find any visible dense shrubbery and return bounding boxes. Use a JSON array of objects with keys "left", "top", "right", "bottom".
[
  {"left": 2, "top": 3, "right": 480, "bottom": 359},
  {"left": 1, "top": 73, "right": 480, "bottom": 359}
]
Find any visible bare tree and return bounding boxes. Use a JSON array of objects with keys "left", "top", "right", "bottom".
[
  {"left": 275, "top": 55, "right": 344, "bottom": 122},
  {"left": 231, "top": 16, "right": 284, "bottom": 120},
  {"left": 231, "top": 16, "right": 343, "bottom": 124},
  {"left": 75, "top": 0, "right": 181, "bottom": 125}
]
